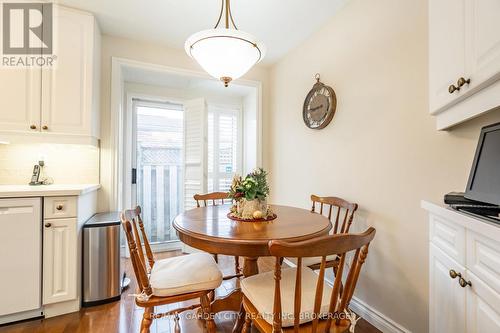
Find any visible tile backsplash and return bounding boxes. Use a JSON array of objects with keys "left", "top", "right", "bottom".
[{"left": 0, "top": 143, "right": 99, "bottom": 185}]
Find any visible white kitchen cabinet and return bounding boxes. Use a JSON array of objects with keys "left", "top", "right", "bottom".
[
  {"left": 429, "top": 0, "right": 467, "bottom": 113},
  {"left": 43, "top": 217, "right": 77, "bottom": 304},
  {"left": 465, "top": 0, "right": 500, "bottom": 92},
  {"left": 423, "top": 201, "right": 500, "bottom": 333},
  {"left": 429, "top": 244, "right": 466, "bottom": 333},
  {"left": 0, "top": 68, "right": 41, "bottom": 133},
  {"left": 0, "top": 185, "right": 99, "bottom": 324},
  {"left": 41, "top": 6, "right": 100, "bottom": 139},
  {"left": 429, "top": 0, "right": 500, "bottom": 129},
  {"left": 0, "top": 5, "right": 101, "bottom": 144},
  {"left": 466, "top": 271, "right": 500, "bottom": 333}
]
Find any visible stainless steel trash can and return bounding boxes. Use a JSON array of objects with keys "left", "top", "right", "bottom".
[{"left": 82, "top": 212, "right": 126, "bottom": 307}]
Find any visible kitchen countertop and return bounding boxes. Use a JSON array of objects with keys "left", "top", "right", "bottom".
[{"left": 0, "top": 184, "right": 101, "bottom": 198}]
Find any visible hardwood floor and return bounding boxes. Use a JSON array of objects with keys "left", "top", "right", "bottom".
[{"left": 0, "top": 252, "right": 381, "bottom": 333}]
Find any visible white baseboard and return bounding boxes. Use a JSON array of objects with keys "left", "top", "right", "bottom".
[
  {"left": 349, "top": 296, "right": 411, "bottom": 333},
  {"left": 283, "top": 258, "right": 411, "bottom": 333}
]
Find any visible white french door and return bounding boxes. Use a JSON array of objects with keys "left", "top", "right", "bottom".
[
  {"left": 131, "top": 99, "right": 184, "bottom": 248},
  {"left": 126, "top": 97, "right": 244, "bottom": 253}
]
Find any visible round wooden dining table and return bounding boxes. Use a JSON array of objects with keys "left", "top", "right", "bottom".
[{"left": 173, "top": 204, "right": 331, "bottom": 332}]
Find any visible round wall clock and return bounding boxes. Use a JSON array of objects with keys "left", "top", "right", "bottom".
[{"left": 303, "top": 74, "right": 337, "bottom": 129}]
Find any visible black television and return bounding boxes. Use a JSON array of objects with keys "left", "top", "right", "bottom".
[{"left": 465, "top": 122, "right": 500, "bottom": 205}]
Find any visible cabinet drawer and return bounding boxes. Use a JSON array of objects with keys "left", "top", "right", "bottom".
[
  {"left": 467, "top": 231, "right": 500, "bottom": 295},
  {"left": 44, "top": 196, "right": 77, "bottom": 219},
  {"left": 430, "top": 214, "right": 466, "bottom": 265}
]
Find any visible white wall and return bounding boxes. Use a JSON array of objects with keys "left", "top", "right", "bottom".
[
  {"left": 98, "top": 35, "right": 269, "bottom": 212},
  {"left": 266, "top": 0, "right": 500, "bottom": 331}
]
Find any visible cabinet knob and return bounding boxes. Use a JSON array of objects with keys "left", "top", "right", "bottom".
[
  {"left": 56, "top": 205, "right": 63, "bottom": 211},
  {"left": 457, "top": 77, "right": 471, "bottom": 88},
  {"left": 45, "top": 223, "right": 52, "bottom": 228},
  {"left": 30, "top": 124, "right": 37, "bottom": 130},
  {"left": 448, "top": 84, "right": 459, "bottom": 94},
  {"left": 459, "top": 277, "right": 472, "bottom": 288},
  {"left": 42, "top": 125, "right": 48, "bottom": 130},
  {"left": 449, "top": 269, "right": 461, "bottom": 279}
]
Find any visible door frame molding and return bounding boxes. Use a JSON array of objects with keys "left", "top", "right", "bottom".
[{"left": 109, "top": 57, "right": 263, "bottom": 211}]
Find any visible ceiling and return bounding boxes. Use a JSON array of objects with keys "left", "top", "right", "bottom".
[{"left": 57, "top": 0, "right": 348, "bottom": 64}]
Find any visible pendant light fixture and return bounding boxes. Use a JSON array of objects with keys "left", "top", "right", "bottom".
[{"left": 185, "top": 0, "right": 265, "bottom": 87}]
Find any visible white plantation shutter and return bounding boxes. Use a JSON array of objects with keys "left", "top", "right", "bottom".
[
  {"left": 183, "top": 98, "right": 208, "bottom": 210},
  {"left": 208, "top": 106, "right": 241, "bottom": 192}
]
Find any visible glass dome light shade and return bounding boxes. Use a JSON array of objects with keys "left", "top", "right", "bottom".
[{"left": 185, "top": 29, "right": 266, "bottom": 86}]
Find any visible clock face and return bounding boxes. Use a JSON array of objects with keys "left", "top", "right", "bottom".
[{"left": 303, "top": 82, "right": 336, "bottom": 129}]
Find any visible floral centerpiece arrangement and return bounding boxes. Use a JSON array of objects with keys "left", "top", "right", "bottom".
[{"left": 228, "top": 168, "right": 274, "bottom": 221}]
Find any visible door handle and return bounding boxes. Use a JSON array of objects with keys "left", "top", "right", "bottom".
[{"left": 45, "top": 223, "right": 52, "bottom": 228}]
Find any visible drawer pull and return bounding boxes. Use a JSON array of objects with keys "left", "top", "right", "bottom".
[
  {"left": 448, "top": 84, "right": 459, "bottom": 94},
  {"left": 459, "top": 277, "right": 472, "bottom": 288},
  {"left": 30, "top": 124, "right": 37, "bottom": 130},
  {"left": 449, "top": 269, "right": 461, "bottom": 279},
  {"left": 56, "top": 205, "right": 64, "bottom": 211},
  {"left": 456, "top": 77, "right": 470, "bottom": 88},
  {"left": 45, "top": 223, "right": 52, "bottom": 228}
]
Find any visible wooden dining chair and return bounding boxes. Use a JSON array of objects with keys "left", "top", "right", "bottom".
[
  {"left": 122, "top": 207, "right": 223, "bottom": 333},
  {"left": 288, "top": 195, "right": 359, "bottom": 271},
  {"left": 241, "top": 227, "right": 376, "bottom": 333},
  {"left": 194, "top": 192, "right": 242, "bottom": 278}
]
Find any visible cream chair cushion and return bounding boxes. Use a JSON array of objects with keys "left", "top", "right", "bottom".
[
  {"left": 150, "top": 252, "right": 223, "bottom": 297},
  {"left": 286, "top": 255, "right": 338, "bottom": 268},
  {"left": 241, "top": 267, "right": 333, "bottom": 327}
]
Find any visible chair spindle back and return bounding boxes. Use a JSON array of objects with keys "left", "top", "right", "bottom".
[
  {"left": 269, "top": 227, "right": 376, "bottom": 332},
  {"left": 120, "top": 213, "right": 153, "bottom": 296},
  {"left": 123, "top": 206, "right": 155, "bottom": 270},
  {"left": 194, "top": 192, "right": 231, "bottom": 207},
  {"left": 311, "top": 195, "right": 358, "bottom": 234}
]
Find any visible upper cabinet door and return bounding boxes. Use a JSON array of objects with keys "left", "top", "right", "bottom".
[
  {"left": 429, "top": 0, "right": 467, "bottom": 114},
  {"left": 465, "top": 0, "right": 500, "bottom": 92},
  {"left": 0, "top": 68, "right": 41, "bottom": 133},
  {"left": 41, "top": 6, "right": 95, "bottom": 136}
]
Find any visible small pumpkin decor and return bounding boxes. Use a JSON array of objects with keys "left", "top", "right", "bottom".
[{"left": 228, "top": 168, "right": 276, "bottom": 222}]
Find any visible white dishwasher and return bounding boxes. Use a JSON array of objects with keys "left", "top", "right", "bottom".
[{"left": 0, "top": 197, "right": 43, "bottom": 324}]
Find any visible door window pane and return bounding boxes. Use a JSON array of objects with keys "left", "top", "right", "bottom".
[{"left": 135, "top": 104, "right": 183, "bottom": 243}]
